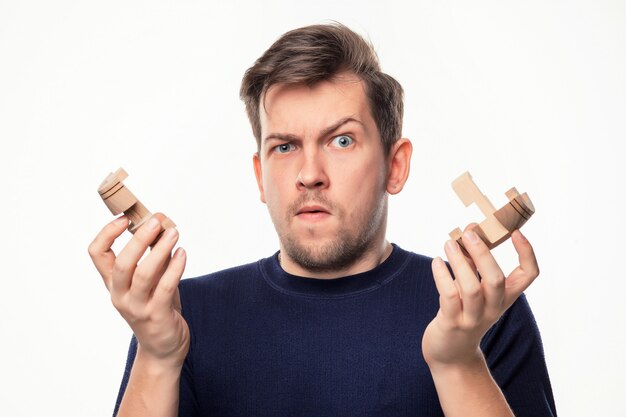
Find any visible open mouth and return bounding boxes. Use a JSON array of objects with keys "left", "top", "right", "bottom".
[
  {"left": 295, "top": 204, "right": 332, "bottom": 220},
  {"left": 296, "top": 205, "right": 329, "bottom": 215}
]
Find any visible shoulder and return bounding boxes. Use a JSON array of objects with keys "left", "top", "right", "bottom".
[
  {"left": 481, "top": 294, "right": 548, "bottom": 381},
  {"left": 482, "top": 294, "right": 556, "bottom": 414},
  {"left": 391, "top": 244, "right": 434, "bottom": 270},
  {"left": 179, "top": 258, "right": 265, "bottom": 294},
  {"left": 176, "top": 257, "right": 272, "bottom": 325},
  {"left": 405, "top": 250, "right": 434, "bottom": 271},
  {"left": 483, "top": 294, "right": 540, "bottom": 346},
  {"left": 391, "top": 244, "right": 436, "bottom": 286}
]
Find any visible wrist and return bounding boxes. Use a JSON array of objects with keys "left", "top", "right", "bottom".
[
  {"left": 427, "top": 351, "right": 513, "bottom": 417},
  {"left": 134, "top": 344, "right": 186, "bottom": 375},
  {"left": 118, "top": 344, "right": 183, "bottom": 417},
  {"left": 425, "top": 348, "right": 486, "bottom": 376}
]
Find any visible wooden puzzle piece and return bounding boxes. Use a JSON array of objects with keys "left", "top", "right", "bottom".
[
  {"left": 98, "top": 168, "right": 175, "bottom": 235},
  {"left": 449, "top": 172, "right": 534, "bottom": 252}
]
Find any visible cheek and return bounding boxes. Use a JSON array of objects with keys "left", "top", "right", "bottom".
[
  {"left": 336, "top": 163, "right": 386, "bottom": 208},
  {"left": 262, "top": 169, "right": 292, "bottom": 209},
  {"left": 344, "top": 156, "right": 387, "bottom": 189}
]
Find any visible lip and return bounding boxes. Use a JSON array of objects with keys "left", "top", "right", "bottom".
[{"left": 296, "top": 205, "right": 330, "bottom": 216}]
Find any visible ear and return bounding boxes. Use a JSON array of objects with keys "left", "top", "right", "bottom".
[
  {"left": 386, "top": 138, "right": 412, "bottom": 195},
  {"left": 253, "top": 152, "right": 266, "bottom": 203}
]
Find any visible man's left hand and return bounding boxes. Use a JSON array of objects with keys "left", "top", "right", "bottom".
[{"left": 422, "top": 228, "right": 540, "bottom": 369}]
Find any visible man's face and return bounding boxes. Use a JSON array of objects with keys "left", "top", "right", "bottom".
[{"left": 253, "top": 72, "right": 391, "bottom": 275}]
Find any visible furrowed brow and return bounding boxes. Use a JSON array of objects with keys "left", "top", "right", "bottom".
[
  {"left": 263, "top": 133, "right": 300, "bottom": 143},
  {"left": 262, "top": 116, "right": 364, "bottom": 143},
  {"left": 318, "top": 116, "right": 364, "bottom": 139}
]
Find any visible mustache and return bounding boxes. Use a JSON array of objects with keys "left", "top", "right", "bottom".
[{"left": 287, "top": 192, "right": 337, "bottom": 217}]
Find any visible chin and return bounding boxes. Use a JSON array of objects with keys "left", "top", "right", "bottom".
[{"left": 281, "top": 233, "right": 372, "bottom": 273}]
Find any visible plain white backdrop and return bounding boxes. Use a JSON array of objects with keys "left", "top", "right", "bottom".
[{"left": 1, "top": 1, "right": 624, "bottom": 415}]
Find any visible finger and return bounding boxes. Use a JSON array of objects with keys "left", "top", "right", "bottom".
[
  {"left": 461, "top": 230, "right": 505, "bottom": 316},
  {"left": 152, "top": 247, "right": 187, "bottom": 310},
  {"left": 130, "top": 228, "right": 179, "bottom": 303},
  {"left": 112, "top": 215, "right": 167, "bottom": 295},
  {"left": 444, "top": 239, "right": 484, "bottom": 322},
  {"left": 431, "top": 257, "right": 462, "bottom": 319},
  {"left": 461, "top": 224, "right": 479, "bottom": 272},
  {"left": 88, "top": 216, "right": 130, "bottom": 291},
  {"left": 503, "top": 230, "right": 540, "bottom": 308}
]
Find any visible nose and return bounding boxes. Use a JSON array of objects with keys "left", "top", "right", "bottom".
[{"left": 296, "top": 149, "right": 329, "bottom": 191}]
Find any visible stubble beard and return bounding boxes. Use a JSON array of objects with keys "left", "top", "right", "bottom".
[{"left": 274, "top": 192, "right": 388, "bottom": 274}]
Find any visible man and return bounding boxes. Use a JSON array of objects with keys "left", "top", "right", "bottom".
[{"left": 89, "top": 23, "right": 556, "bottom": 417}]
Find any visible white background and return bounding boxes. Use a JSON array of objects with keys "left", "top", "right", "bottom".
[{"left": 1, "top": 1, "right": 624, "bottom": 416}]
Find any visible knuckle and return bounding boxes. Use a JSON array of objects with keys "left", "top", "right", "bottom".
[
  {"left": 525, "top": 265, "right": 540, "bottom": 279},
  {"left": 464, "top": 285, "right": 482, "bottom": 299},
  {"left": 135, "top": 219, "right": 161, "bottom": 240},
  {"left": 110, "top": 293, "right": 124, "bottom": 311},
  {"left": 487, "top": 282, "right": 505, "bottom": 293},
  {"left": 87, "top": 241, "right": 99, "bottom": 258},
  {"left": 492, "top": 271, "right": 505, "bottom": 281},
  {"left": 134, "top": 232, "right": 154, "bottom": 248},
  {"left": 113, "top": 259, "right": 129, "bottom": 276},
  {"left": 460, "top": 317, "right": 479, "bottom": 330},
  {"left": 126, "top": 301, "right": 147, "bottom": 321},
  {"left": 133, "top": 266, "right": 149, "bottom": 283},
  {"left": 485, "top": 275, "right": 505, "bottom": 289},
  {"left": 441, "top": 286, "right": 460, "bottom": 300},
  {"left": 135, "top": 267, "right": 160, "bottom": 289},
  {"left": 159, "top": 280, "right": 177, "bottom": 294},
  {"left": 471, "top": 240, "right": 488, "bottom": 253},
  {"left": 442, "top": 289, "right": 457, "bottom": 300}
]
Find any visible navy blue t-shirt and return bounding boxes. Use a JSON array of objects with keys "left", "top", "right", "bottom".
[{"left": 115, "top": 244, "right": 556, "bottom": 416}]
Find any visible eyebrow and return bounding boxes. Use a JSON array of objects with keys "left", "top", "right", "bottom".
[{"left": 263, "top": 116, "right": 364, "bottom": 143}]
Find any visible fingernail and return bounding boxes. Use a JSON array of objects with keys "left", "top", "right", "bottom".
[
  {"left": 516, "top": 230, "right": 527, "bottom": 242},
  {"left": 116, "top": 216, "right": 128, "bottom": 226},
  {"left": 163, "top": 228, "right": 178, "bottom": 241},
  {"left": 147, "top": 217, "right": 160, "bottom": 230},
  {"left": 464, "top": 230, "right": 480, "bottom": 244},
  {"left": 175, "top": 247, "right": 186, "bottom": 259},
  {"left": 445, "top": 240, "right": 459, "bottom": 253},
  {"left": 433, "top": 257, "right": 444, "bottom": 268}
]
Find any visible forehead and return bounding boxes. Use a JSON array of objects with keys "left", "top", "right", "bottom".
[{"left": 260, "top": 73, "right": 375, "bottom": 137}]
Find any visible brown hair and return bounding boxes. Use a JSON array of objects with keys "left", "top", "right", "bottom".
[{"left": 239, "top": 22, "right": 404, "bottom": 155}]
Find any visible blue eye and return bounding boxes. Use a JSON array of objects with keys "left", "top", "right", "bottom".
[
  {"left": 274, "top": 143, "right": 295, "bottom": 154},
  {"left": 331, "top": 135, "right": 353, "bottom": 148}
]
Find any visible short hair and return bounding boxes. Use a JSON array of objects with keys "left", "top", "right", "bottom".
[{"left": 240, "top": 22, "right": 404, "bottom": 155}]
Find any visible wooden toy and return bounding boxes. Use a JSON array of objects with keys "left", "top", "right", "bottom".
[
  {"left": 449, "top": 172, "right": 534, "bottom": 252},
  {"left": 98, "top": 168, "right": 175, "bottom": 235}
]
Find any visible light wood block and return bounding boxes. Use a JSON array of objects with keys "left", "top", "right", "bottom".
[
  {"left": 98, "top": 168, "right": 175, "bottom": 235},
  {"left": 449, "top": 172, "right": 535, "bottom": 252}
]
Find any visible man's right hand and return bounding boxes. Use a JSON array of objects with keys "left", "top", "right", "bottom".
[{"left": 88, "top": 213, "right": 190, "bottom": 370}]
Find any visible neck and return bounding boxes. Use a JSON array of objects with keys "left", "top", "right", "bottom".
[{"left": 278, "top": 239, "right": 393, "bottom": 279}]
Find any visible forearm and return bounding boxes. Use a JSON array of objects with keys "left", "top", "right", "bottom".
[
  {"left": 428, "top": 353, "right": 514, "bottom": 417},
  {"left": 117, "top": 346, "right": 182, "bottom": 417}
]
